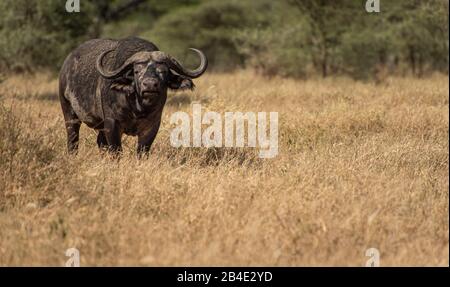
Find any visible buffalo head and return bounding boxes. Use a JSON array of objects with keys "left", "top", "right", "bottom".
[{"left": 96, "top": 48, "right": 208, "bottom": 107}]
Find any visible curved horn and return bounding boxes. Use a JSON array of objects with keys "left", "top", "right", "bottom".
[
  {"left": 167, "top": 48, "right": 208, "bottom": 78},
  {"left": 96, "top": 50, "right": 153, "bottom": 79}
]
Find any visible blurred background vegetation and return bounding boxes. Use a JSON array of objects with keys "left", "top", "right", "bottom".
[{"left": 0, "top": 0, "right": 448, "bottom": 80}]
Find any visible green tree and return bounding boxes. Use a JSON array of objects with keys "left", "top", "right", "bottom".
[
  {"left": 394, "top": 0, "right": 449, "bottom": 76},
  {"left": 290, "top": 0, "right": 359, "bottom": 77},
  {"left": 144, "top": 0, "right": 266, "bottom": 71},
  {"left": 0, "top": 0, "right": 97, "bottom": 72}
]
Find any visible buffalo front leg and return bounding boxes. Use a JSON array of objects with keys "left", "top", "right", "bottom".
[
  {"left": 97, "top": 130, "right": 108, "bottom": 150},
  {"left": 60, "top": 94, "right": 81, "bottom": 154},
  {"left": 103, "top": 118, "right": 122, "bottom": 153},
  {"left": 137, "top": 121, "right": 161, "bottom": 158}
]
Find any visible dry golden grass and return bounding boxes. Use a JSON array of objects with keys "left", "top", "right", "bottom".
[{"left": 0, "top": 71, "right": 448, "bottom": 266}]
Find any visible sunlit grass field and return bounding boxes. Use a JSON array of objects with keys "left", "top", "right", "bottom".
[{"left": 0, "top": 71, "right": 448, "bottom": 266}]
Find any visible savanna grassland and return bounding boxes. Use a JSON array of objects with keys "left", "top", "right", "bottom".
[{"left": 0, "top": 71, "right": 448, "bottom": 266}]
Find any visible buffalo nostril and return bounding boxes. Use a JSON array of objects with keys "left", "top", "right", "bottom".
[{"left": 143, "top": 79, "right": 159, "bottom": 90}]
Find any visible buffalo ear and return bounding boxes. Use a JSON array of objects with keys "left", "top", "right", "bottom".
[
  {"left": 111, "top": 72, "right": 135, "bottom": 94},
  {"left": 111, "top": 82, "right": 135, "bottom": 94},
  {"left": 168, "top": 74, "right": 195, "bottom": 91}
]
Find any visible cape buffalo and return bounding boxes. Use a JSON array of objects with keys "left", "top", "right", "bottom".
[{"left": 59, "top": 36, "right": 207, "bottom": 156}]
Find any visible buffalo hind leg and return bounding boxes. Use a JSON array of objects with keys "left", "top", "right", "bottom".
[{"left": 60, "top": 95, "right": 81, "bottom": 154}]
